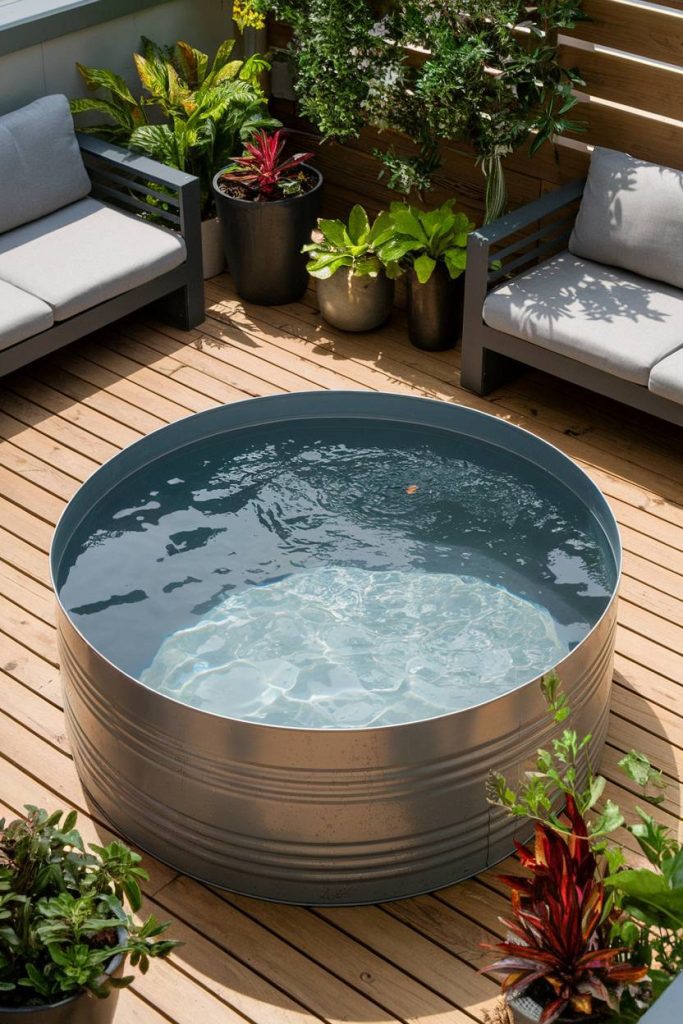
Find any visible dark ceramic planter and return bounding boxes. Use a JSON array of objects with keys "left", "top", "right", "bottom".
[
  {"left": 0, "top": 929, "right": 125, "bottom": 1024},
  {"left": 212, "top": 165, "right": 323, "bottom": 305},
  {"left": 407, "top": 263, "right": 465, "bottom": 351},
  {"left": 316, "top": 267, "right": 394, "bottom": 331}
]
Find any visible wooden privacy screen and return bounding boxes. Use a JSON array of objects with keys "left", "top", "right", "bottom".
[{"left": 269, "top": 0, "right": 683, "bottom": 223}]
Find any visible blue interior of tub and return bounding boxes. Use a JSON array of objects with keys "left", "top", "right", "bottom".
[{"left": 56, "top": 417, "right": 618, "bottom": 728}]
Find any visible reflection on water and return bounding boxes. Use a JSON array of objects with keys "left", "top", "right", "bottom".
[
  {"left": 58, "top": 418, "right": 617, "bottom": 724},
  {"left": 141, "top": 566, "right": 570, "bottom": 728}
]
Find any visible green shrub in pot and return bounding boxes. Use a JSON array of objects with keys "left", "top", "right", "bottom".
[
  {"left": 303, "top": 205, "right": 400, "bottom": 331},
  {"left": 381, "top": 199, "right": 474, "bottom": 350},
  {"left": 71, "top": 37, "right": 279, "bottom": 278},
  {"left": 484, "top": 673, "right": 683, "bottom": 1022},
  {"left": 0, "top": 807, "right": 177, "bottom": 1022}
]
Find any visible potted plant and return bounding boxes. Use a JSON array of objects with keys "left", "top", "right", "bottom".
[
  {"left": 380, "top": 199, "right": 474, "bottom": 350},
  {"left": 212, "top": 129, "right": 322, "bottom": 305},
  {"left": 485, "top": 673, "right": 683, "bottom": 1022},
  {"left": 302, "top": 205, "right": 399, "bottom": 331},
  {"left": 483, "top": 799, "right": 648, "bottom": 1022},
  {"left": 0, "top": 807, "right": 177, "bottom": 1024},
  {"left": 72, "top": 37, "right": 279, "bottom": 279}
]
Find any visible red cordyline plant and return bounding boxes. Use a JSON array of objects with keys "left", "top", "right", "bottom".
[
  {"left": 483, "top": 797, "right": 648, "bottom": 1023},
  {"left": 220, "top": 129, "right": 314, "bottom": 198}
]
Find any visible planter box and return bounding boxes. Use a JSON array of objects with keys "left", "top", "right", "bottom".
[{"left": 201, "top": 217, "right": 225, "bottom": 279}]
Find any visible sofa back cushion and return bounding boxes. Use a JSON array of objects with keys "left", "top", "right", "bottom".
[
  {"left": 0, "top": 95, "right": 91, "bottom": 234},
  {"left": 569, "top": 147, "right": 683, "bottom": 290}
]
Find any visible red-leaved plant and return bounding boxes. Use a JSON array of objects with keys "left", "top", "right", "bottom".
[
  {"left": 483, "top": 797, "right": 648, "bottom": 1023},
  {"left": 219, "top": 129, "right": 314, "bottom": 198}
]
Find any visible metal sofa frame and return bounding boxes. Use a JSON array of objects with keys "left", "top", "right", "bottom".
[
  {"left": 460, "top": 178, "right": 683, "bottom": 428},
  {"left": 0, "top": 134, "right": 204, "bottom": 378}
]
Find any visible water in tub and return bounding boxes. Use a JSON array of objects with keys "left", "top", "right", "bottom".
[{"left": 58, "top": 419, "right": 616, "bottom": 728}]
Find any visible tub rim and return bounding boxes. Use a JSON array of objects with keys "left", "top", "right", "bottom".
[{"left": 50, "top": 389, "right": 623, "bottom": 734}]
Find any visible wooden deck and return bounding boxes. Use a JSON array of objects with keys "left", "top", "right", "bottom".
[{"left": 0, "top": 275, "right": 681, "bottom": 1024}]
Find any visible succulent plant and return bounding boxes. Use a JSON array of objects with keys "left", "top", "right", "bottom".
[{"left": 0, "top": 807, "right": 177, "bottom": 1008}]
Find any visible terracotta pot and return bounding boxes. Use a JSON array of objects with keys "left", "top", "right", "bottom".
[
  {"left": 0, "top": 929, "right": 126, "bottom": 1024},
  {"left": 200, "top": 217, "right": 226, "bottom": 279},
  {"left": 316, "top": 267, "right": 394, "bottom": 331}
]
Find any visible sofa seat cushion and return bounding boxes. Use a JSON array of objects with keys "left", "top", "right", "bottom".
[
  {"left": 483, "top": 252, "right": 683, "bottom": 386},
  {"left": 0, "top": 197, "right": 186, "bottom": 321},
  {"left": 649, "top": 349, "right": 683, "bottom": 405},
  {"left": 0, "top": 95, "right": 91, "bottom": 234},
  {"left": 569, "top": 147, "right": 683, "bottom": 291},
  {"left": 0, "top": 281, "right": 53, "bottom": 351}
]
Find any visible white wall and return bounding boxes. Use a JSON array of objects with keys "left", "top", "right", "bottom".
[{"left": 0, "top": 0, "right": 233, "bottom": 115}]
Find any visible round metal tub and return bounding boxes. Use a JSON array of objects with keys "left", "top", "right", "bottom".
[{"left": 51, "top": 392, "right": 621, "bottom": 905}]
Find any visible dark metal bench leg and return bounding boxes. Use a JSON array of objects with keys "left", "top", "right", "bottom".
[
  {"left": 461, "top": 232, "right": 521, "bottom": 395},
  {"left": 461, "top": 334, "right": 520, "bottom": 395},
  {"left": 158, "top": 275, "right": 205, "bottom": 330}
]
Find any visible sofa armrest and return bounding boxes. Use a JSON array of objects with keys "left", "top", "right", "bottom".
[
  {"left": 463, "top": 177, "right": 586, "bottom": 346},
  {"left": 475, "top": 177, "right": 586, "bottom": 246},
  {"left": 77, "top": 132, "right": 201, "bottom": 265}
]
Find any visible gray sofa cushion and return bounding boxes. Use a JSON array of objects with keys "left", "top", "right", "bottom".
[
  {"left": 649, "top": 349, "right": 683, "bottom": 405},
  {"left": 0, "top": 281, "right": 53, "bottom": 351},
  {"left": 569, "top": 147, "right": 683, "bottom": 290},
  {"left": 0, "top": 197, "right": 186, "bottom": 321},
  {"left": 0, "top": 95, "right": 91, "bottom": 234},
  {"left": 483, "top": 252, "right": 683, "bottom": 386}
]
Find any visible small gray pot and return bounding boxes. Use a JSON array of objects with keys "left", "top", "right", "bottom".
[
  {"left": 509, "top": 994, "right": 544, "bottom": 1023},
  {"left": 509, "top": 994, "right": 605, "bottom": 1023},
  {"left": 0, "top": 928, "right": 126, "bottom": 1024},
  {"left": 316, "top": 267, "right": 394, "bottom": 332}
]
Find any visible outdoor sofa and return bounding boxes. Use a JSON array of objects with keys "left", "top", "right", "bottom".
[
  {"left": 0, "top": 94, "right": 204, "bottom": 378},
  {"left": 461, "top": 147, "right": 683, "bottom": 427}
]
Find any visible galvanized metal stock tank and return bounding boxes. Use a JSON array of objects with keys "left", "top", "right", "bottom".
[{"left": 51, "top": 392, "right": 621, "bottom": 905}]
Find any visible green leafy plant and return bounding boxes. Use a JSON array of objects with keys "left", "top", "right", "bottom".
[
  {"left": 303, "top": 204, "right": 399, "bottom": 279},
  {"left": 71, "top": 37, "right": 279, "bottom": 217},
  {"left": 252, "top": 0, "right": 585, "bottom": 219},
  {"left": 487, "top": 672, "right": 625, "bottom": 845},
  {"left": 379, "top": 199, "right": 474, "bottom": 284},
  {"left": 0, "top": 807, "right": 177, "bottom": 1008},
  {"left": 602, "top": 764, "right": 683, "bottom": 1000}
]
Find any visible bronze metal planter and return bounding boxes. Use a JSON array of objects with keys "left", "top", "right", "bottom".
[{"left": 316, "top": 267, "right": 394, "bottom": 331}]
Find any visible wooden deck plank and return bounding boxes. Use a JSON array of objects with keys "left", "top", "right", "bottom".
[
  {"left": 220, "top": 893, "right": 484, "bottom": 1023},
  {"left": 0, "top": 274, "right": 681, "bottom": 1024}
]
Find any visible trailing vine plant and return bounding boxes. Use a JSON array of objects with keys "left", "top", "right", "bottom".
[{"left": 250, "top": 0, "right": 586, "bottom": 220}]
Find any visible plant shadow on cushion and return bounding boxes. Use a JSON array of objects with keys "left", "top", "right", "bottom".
[
  {"left": 482, "top": 253, "right": 683, "bottom": 386},
  {"left": 569, "top": 147, "right": 683, "bottom": 290}
]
